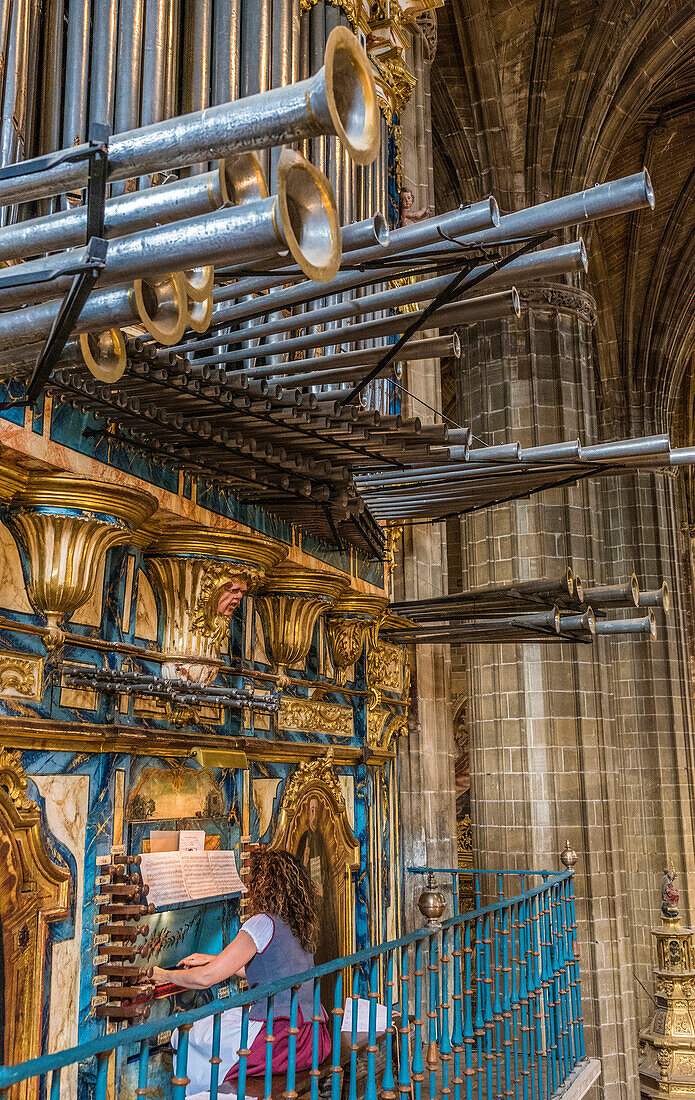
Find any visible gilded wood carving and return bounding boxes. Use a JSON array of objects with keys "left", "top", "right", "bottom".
[
  {"left": 271, "top": 750, "right": 358, "bottom": 1000},
  {"left": 0, "top": 750, "right": 71, "bottom": 1100}
]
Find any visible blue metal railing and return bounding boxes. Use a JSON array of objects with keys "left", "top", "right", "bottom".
[{"left": 0, "top": 869, "right": 586, "bottom": 1100}]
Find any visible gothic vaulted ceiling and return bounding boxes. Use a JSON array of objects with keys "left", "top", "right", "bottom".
[{"left": 431, "top": 0, "right": 695, "bottom": 433}]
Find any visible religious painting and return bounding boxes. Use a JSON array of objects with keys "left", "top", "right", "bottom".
[
  {"left": 295, "top": 793, "right": 340, "bottom": 966},
  {"left": 271, "top": 750, "right": 359, "bottom": 1006}
]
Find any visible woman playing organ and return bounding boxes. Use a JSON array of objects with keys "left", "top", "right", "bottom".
[{"left": 152, "top": 849, "right": 331, "bottom": 1094}]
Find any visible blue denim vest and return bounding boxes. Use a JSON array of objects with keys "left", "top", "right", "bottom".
[{"left": 245, "top": 914, "right": 316, "bottom": 1021}]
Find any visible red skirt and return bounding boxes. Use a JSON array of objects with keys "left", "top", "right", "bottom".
[{"left": 225, "top": 1011, "right": 332, "bottom": 1081}]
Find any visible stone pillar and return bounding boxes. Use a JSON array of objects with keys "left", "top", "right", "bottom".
[
  {"left": 455, "top": 286, "right": 648, "bottom": 1099},
  {"left": 396, "top": 33, "right": 458, "bottom": 928},
  {"left": 599, "top": 464, "right": 695, "bottom": 1016}
]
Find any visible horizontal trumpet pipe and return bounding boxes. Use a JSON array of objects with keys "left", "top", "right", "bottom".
[
  {"left": 579, "top": 434, "right": 670, "bottom": 461},
  {"left": 638, "top": 583, "right": 669, "bottom": 612},
  {"left": 260, "top": 334, "right": 459, "bottom": 385},
  {"left": 582, "top": 575, "right": 639, "bottom": 607},
  {"left": 391, "top": 573, "right": 576, "bottom": 616},
  {"left": 593, "top": 611, "right": 657, "bottom": 639},
  {"left": 0, "top": 162, "right": 245, "bottom": 262},
  {"left": 206, "top": 238, "right": 587, "bottom": 335},
  {"left": 0, "top": 286, "right": 139, "bottom": 353},
  {"left": 187, "top": 289, "right": 520, "bottom": 370},
  {"left": 558, "top": 610, "right": 596, "bottom": 635},
  {"left": 218, "top": 213, "right": 390, "bottom": 279},
  {"left": 210, "top": 198, "right": 501, "bottom": 309},
  {"left": 0, "top": 27, "right": 379, "bottom": 208},
  {"left": 386, "top": 607, "right": 562, "bottom": 640},
  {"left": 0, "top": 151, "right": 340, "bottom": 310},
  {"left": 211, "top": 169, "right": 650, "bottom": 308}
]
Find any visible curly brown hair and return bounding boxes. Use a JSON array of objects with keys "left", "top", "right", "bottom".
[{"left": 246, "top": 848, "right": 320, "bottom": 953}]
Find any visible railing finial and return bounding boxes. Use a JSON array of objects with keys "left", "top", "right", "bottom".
[
  {"left": 560, "top": 839, "right": 578, "bottom": 868},
  {"left": 417, "top": 871, "right": 447, "bottom": 927}
]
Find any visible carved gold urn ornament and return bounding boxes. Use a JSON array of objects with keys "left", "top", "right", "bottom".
[
  {"left": 639, "top": 869, "right": 695, "bottom": 1098},
  {"left": 255, "top": 563, "right": 348, "bottom": 680},
  {"left": 144, "top": 527, "right": 288, "bottom": 686},
  {"left": 3, "top": 474, "right": 157, "bottom": 649},
  {"left": 325, "top": 593, "right": 389, "bottom": 685}
]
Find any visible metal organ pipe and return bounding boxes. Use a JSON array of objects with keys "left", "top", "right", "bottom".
[
  {"left": 114, "top": 0, "right": 145, "bottom": 135},
  {"left": 0, "top": 27, "right": 379, "bottom": 207},
  {"left": 253, "top": 334, "right": 460, "bottom": 389},
  {"left": 140, "top": 0, "right": 169, "bottom": 129},
  {"left": 0, "top": 158, "right": 270, "bottom": 351},
  {"left": 39, "top": 0, "right": 64, "bottom": 161},
  {"left": 212, "top": 0, "right": 240, "bottom": 105},
  {"left": 0, "top": 157, "right": 266, "bottom": 260},
  {"left": 208, "top": 238, "right": 587, "bottom": 332},
  {"left": 183, "top": 0, "right": 212, "bottom": 122},
  {"left": 89, "top": 0, "right": 118, "bottom": 128},
  {"left": 0, "top": 150, "right": 341, "bottom": 310},
  {"left": 177, "top": 289, "right": 520, "bottom": 369},
  {"left": 62, "top": 0, "right": 91, "bottom": 148}
]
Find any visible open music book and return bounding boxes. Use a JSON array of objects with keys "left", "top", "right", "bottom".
[{"left": 140, "top": 850, "right": 246, "bottom": 908}]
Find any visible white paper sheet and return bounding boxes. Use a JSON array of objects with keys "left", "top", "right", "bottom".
[
  {"left": 207, "top": 850, "right": 246, "bottom": 895},
  {"left": 140, "top": 851, "right": 188, "bottom": 908},
  {"left": 139, "top": 849, "right": 246, "bottom": 907},
  {"left": 179, "top": 830, "right": 206, "bottom": 851}
]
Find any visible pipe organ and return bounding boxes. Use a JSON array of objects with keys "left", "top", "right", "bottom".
[{"left": 0, "top": 0, "right": 680, "bottom": 1090}]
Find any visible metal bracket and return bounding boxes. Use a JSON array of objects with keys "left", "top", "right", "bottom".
[
  {"left": 0, "top": 123, "right": 111, "bottom": 412},
  {"left": 0, "top": 121, "right": 110, "bottom": 182},
  {"left": 341, "top": 232, "right": 554, "bottom": 406}
]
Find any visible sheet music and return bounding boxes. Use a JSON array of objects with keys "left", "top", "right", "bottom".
[
  {"left": 139, "top": 850, "right": 246, "bottom": 907},
  {"left": 208, "top": 850, "right": 247, "bottom": 895},
  {"left": 180, "top": 851, "right": 216, "bottom": 899},
  {"left": 140, "top": 852, "right": 188, "bottom": 908}
]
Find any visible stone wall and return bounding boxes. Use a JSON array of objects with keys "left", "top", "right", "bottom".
[
  {"left": 395, "top": 33, "right": 459, "bottom": 926},
  {"left": 448, "top": 287, "right": 695, "bottom": 1099}
]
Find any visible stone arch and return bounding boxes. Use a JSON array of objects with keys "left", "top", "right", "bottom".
[
  {"left": 556, "top": 7, "right": 695, "bottom": 191},
  {"left": 0, "top": 751, "right": 70, "bottom": 1100}
]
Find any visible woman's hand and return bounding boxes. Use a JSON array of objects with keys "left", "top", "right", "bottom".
[
  {"left": 178, "top": 952, "right": 215, "bottom": 968},
  {"left": 151, "top": 966, "right": 170, "bottom": 984}
]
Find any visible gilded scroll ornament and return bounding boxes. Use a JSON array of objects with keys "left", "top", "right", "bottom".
[
  {"left": 371, "top": 54, "right": 417, "bottom": 116},
  {"left": 279, "top": 746, "right": 347, "bottom": 814},
  {"left": 279, "top": 696, "right": 353, "bottom": 738},
  {"left": 367, "top": 632, "right": 410, "bottom": 704},
  {"left": 4, "top": 476, "right": 156, "bottom": 648},
  {"left": 300, "top": 0, "right": 358, "bottom": 30},
  {"left": 326, "top": 593, "right": 388, "bottom": 685},
  {"left": 325, "top": 618, "right": 368, "bottom": 684},
  {"left": 0, "top": 653, "right": 42, "bottom": 701},
  {"left": 367, "top": 709, "right": 406, "bottom": 749},
  {"left": 367, "top": 707, "right": 388, "bottom": 747},
  {"left": 256, "top": 564, "right": 348, "bottom": 676},
  {"left": 0, "top": 748, "right": 34, "bottom": 811},
  {"left": 0, "top": 752, "right": 70, "bottom": 1098}
]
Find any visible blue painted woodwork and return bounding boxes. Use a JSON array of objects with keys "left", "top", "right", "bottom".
[{"left": 0, "top": 870, "right": 586, "bottom": 1100}]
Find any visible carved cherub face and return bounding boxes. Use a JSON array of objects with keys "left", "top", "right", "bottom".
[
  {"left": 400, "top": 190, "right": 414, "bottom": 209},
  {"left": 216, "top": 577, "right": 248, "bottom": 617}
]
